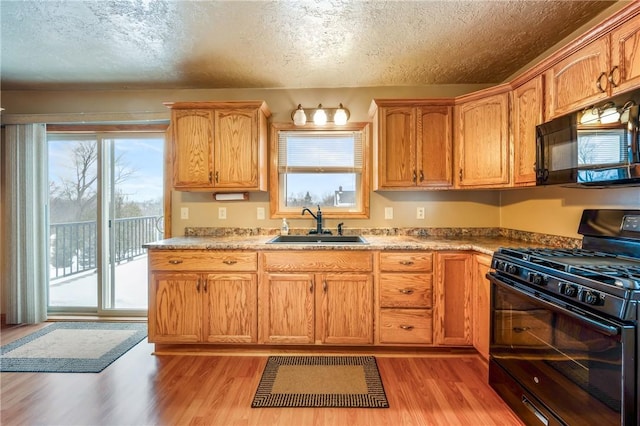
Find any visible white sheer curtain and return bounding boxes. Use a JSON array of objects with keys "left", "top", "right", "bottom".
[{"left": 3, "top": 123, "right": 48, "bottom": 324}]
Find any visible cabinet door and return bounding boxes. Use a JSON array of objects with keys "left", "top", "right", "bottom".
[
  {"left": 610, "top": 17, "right": 640, "bottom": 95},
  {"left": 434, "top": 253, "right": 472, "bottom": 346},
  {"left": 172, "top": 109, "right": 215, "bottom": 189},
  {"left": 213, "top": 108, "right": 261, "bottom": 190},
  {"left": 417, "top": 106, "right": 453, "bottom": 187},
  {"left": 318, "top": 273, "right": 373, "bottom": 345},
  {"left": 148, "top": 272, "right": 202, "bottom": 343},
  {"left": 457, "top": 93, "right": 510, "bottom": 187},
  {"left": 261, "top": 273, "right": 315, "bottom": 344},
  {"left": 545, "top": 37, "right": 610, "bottom": 119},
  {"left": 472, "top": 254, "right": 492, "bottom": 360},
  {"left": 204, "top": 273, "right": 257, "bottom": 343},
  {"left": 377, "top": 106, "right": 417, "bottom": 188},
  {"left": 512, "top": 77, "right": 543, "bottom": 186}
]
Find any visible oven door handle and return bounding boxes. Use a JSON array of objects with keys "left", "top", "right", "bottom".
[{"left": 488, "top": 273, "right": 621, "bottom": 337}]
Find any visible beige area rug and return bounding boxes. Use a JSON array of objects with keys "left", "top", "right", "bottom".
[
  {"left": 0, "top": 322, "right": 147, "bottom": 373},
  {"left": 251, "top": 356, "right": 389, "bottom": 408}
]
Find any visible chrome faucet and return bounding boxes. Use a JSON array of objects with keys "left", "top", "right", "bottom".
[{"left": 301, "top": 205, "right": 330, "bottom": 235}]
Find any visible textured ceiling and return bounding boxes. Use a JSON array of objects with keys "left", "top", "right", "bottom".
[{"left": 0, "top": 0, "right": 622, "bottom": 91}]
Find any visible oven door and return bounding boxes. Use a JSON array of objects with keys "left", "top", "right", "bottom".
[{"left": 488, "top": 273, "right": 636, "bottom": 426}]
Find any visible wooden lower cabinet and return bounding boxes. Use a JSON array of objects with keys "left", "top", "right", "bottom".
[
  {"left": 149, "top": 271, "right": 257, "bottom": 343},
  {"left": 377, "top": 251, "right": 434, "bottom": 345},
  {"left": 148, "top": 248, "right": 488, "bottom": 350},
  {"left": 434, "top": 252, "right": 473, "bottom": 346},
  {"left": 472, "top": 254, "right": 492, "bottom": 359},
  {"left": 260, "top": 251, "right": 374, "bottom": 345},
  {"left": 260, "top": 273, "right": 315, "bottom": 344},
  {"left": 148, "top": 250, "right": 258, "bottom": 344}
]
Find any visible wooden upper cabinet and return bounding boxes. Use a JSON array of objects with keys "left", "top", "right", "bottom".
[
  {"left": 455, "top": 90, "right": 510, "bottom": 188},
  {"left": 610, "top": 16, "right": 640, "bottom": 95},
  {"left": 545, "top": 37, "right": 611, "bottom": 119},
  {"left": 166, "top": 101, "right": 270, "bottom": 192},
  {"left": 213, "top": 108, "right": 261, "bottom": 189},
  {"left": 370, "top": 100, "right": 453, "bottom": 190},
  {"left": 418, "top": 106, "right": 453, "bottom": 187},
  {"left": 171, "top": 109, "right": 215, "bottom": 189},
  {"left": 512, "top": 76, "right": 544, "bottom": 186},
  {"left": 545, "top": 15, "right": 640, "bottom": 119}
]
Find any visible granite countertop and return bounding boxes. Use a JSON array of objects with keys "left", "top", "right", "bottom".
[{"left": 143, "top": 234, "right": 557, "bottom": 255}]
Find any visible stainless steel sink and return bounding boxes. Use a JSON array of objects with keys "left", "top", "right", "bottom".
[{"left": 266, "top": 235, "right": 368, "bottom": 244}]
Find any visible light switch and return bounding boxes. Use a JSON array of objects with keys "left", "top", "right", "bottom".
[
  {"left": 218, "top": 207, "right": 227, "bottom": 220},
  {"left": 180, "top": 207, "right": 189, "bottom": 219},
  {"left": 384, "top": 207, "right": 393, "bottom": 220}
]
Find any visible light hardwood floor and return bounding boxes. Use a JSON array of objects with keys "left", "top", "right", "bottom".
[{"left": 0, "top": 323, "right": 524, "bottom": 426}]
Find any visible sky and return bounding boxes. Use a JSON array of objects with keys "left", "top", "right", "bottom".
[{"left": 48, "top": 136, "right": 164, "bottom": 203}]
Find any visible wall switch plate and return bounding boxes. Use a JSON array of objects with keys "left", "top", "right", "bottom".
[
  {"left": 257, "top": 207, "right": 265, "bottom": 220},
  {"left": 417, "top": 207, "right": 425, "bottom": 219},
  {"left": 384, "top": 207, "right": 393, "bottom": 220},
  {"left": 218, "top": 207, "right": 227, "bottom": 220},
  {"left": 180, "top": 207, "right": 189, "bottom": 220}
]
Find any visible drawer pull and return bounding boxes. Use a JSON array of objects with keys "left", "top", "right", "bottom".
[
  {"left": 223, "top": 260, "right": 238, "bottom": 265},
  {"left": 400, "top": 325, "right": 414, "bottom": 331},
  {"left": 399, "top": 260, "right": 414, "bottom": 265},
  {"left": 399, "top": 288, "right": 414, "bottom": 295},
  {"left": 168, "top": 259, "right": 183, "bottom": 265}
]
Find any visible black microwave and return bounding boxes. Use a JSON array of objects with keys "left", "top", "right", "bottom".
[{"left": 536, "top": 98, "right": 640, "bottom": 187}]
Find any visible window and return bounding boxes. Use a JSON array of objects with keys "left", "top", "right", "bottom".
[{"left": 270, "top": 123, "right": 370, "bottom": 218}]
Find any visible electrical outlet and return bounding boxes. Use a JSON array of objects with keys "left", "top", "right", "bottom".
[
  {"left": 417, "top": 207, "right": 425, "bottom": 219},
  {"left": 180, "top": 207, "right": 189, "bottom": 220},
  {"left": 384, "top": 207, "right": 393, "bottom": 220},
  {"left": 257, "top": 207, "right": 265, "bottom": 220},
  {"left": 218, "top": 207, "right": 227, "bottom": 220}
]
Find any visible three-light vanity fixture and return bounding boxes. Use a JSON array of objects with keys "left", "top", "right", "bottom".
[{"left": 291, "top": 104, "right": 350, "bottom": 126}]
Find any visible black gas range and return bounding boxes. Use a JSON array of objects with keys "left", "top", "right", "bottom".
[
  {"left": 491, "top": 245, "right": 640, "bottom": 322},
  {"left": 487, "top": 209, "right": 640, "bottom": 426}
]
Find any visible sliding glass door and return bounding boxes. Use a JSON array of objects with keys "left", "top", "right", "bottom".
[{"left": 48, "top": 132, "right": 165, "bottom": 315}]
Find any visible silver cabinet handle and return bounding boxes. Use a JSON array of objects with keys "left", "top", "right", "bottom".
[
  {"left": 608, "top": 65, "right": 619, "bottom": 87},
  {"left": 223, "top": 260, "right": 237, "bottom": 265},
  {"left": 400, "top": 325, "right": 414, "bottom": 330},
  {"left": 596, "top": 71, "right": 607, "bottom": 93},
  {"left": 168, "top": 259, "right": 183, "bottom": 264},
  {"left": 399, "top": 288, "right": 414, "bottom": 295}
]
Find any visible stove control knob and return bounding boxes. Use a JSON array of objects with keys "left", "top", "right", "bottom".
[
  {"left": 563, "top": 284, "right": 578, "bottom": 297},
  {"left": 507, "top": 264, "right": 519, "bottom": 275},
  {"left": 583, "top": 290, "right": 602, "bottom": 305},
  {"left": 529, "top": 273, "right": 547, "bottom": 286}
]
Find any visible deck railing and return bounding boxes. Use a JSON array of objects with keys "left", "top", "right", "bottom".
[{"left": 49, "top": 215, "right": 162, "bottom": 279}]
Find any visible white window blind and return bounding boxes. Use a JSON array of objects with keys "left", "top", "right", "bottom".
[{"left": 278, "top": 131, "right": 363, "bottom": 173}]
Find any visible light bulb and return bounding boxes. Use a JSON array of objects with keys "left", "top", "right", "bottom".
[
  {"left": 313, "top": 105, "right": 327, "bottom": 125},
  {"left": 334, "top": 104, "right": 348, "bottom": 125},
  {"left": 599, "top": 106, "right": 620, "bottom": 124},
  {"left": 293, "top": 104, "right": 306, "bottom": 126}
]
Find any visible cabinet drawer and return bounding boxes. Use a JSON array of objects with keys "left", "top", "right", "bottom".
[
  {"left": 149, "top": 251, "right": 257, "bottom": 271},
  {"left": 379, "top": 274, "right": 432, "bottom": 308},
  {"left": 379, "top": 252, "right": 433, "bottom": 272},
  {"left": 262, "top": 251, "right": 372, "bottom": 272},
  {"left": 379, "top": 309, "right": 433, "bottom": 344}
]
